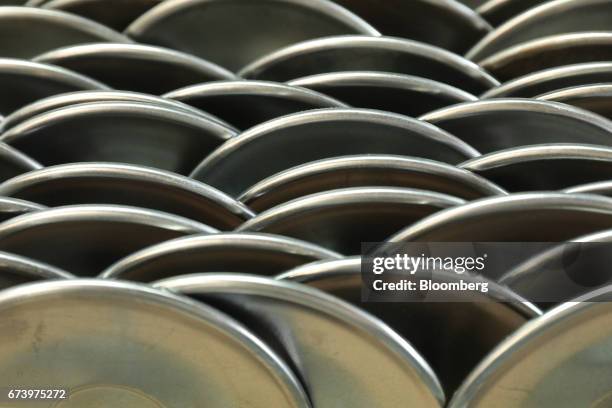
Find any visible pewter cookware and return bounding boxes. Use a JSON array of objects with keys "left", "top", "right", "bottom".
[
  {"left": 0, "top": 59, "right": 107, "bottom": 116},
  {"left": 0, "top": 196, "right": 45, "bottom": 222},
  {"left": 0, "top": 279, "right": 311, "bottom": 408},
  {"left": 239, "top": 155, "right": 504, "bottom": 212},
  {"left": 288, "top": 72, "right": 477, "bottom": 117},
  {"left": 278, "top": 257, "right": 540, "bottom": 395},
  {"left": 155, "top": 274, "right": 445, "bottom": 408},
  {"left": 190, "top": 108, "right": 480, "bottom": 196},
  {"left": 482, "top": 62, "right": 612, "bottom": 98},
  {"left": 476, "top": 0, "right": 551, "bottom": 26},
  {"left": 329, "top": 0, "right": 491, "bottom": 53},
  {"left": 460, "top": 144, "right": 612, "bottom": 191},
  {"left": 467, "top": 0, "right": 612, "bottom": 61},
  {"left": 126, "top": 0, "right": 379, "bottom": 71},
  {"left": 240, "top": 36, "right": 499, "bottom": 94},
  {"left": 0, "top": 163, "right": 254, "bottom": 229},
  {"left": 164, "top": 80, "right": 347, "bottom": 130},
  {"left": 101, "top": 232, "right": 341, "bottom": 281},
  {"left": 35, "top": 43, "right": 236, "bottom": 94},
  {"left": 537, "top": 84, "right": 612, "bottom": 120},
  {"left": 0, "top": 6, "right": 130, "bottom": 59},
  {"left": 0, "top": 251, "right": 73, "bottom": 289},
  {"left": 448, "top": 287, "right": 612, "bottom": 408},
  {"left": 0, "top": 142, "right": 42, "bottom": 182},
  {"left": 237, "top": 187, "right": 465, "bottom": 254},
  {"left": 0, "top": 204, "right": 216, "bottom": 276},
  {"left": 421, "top": 99, "right": 612, "bottom": 153},
  {"left": 0, "top": 101, "right": 236, "bottom": 174}
]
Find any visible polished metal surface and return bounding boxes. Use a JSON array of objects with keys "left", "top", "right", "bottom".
[
  {"left": 288, "top": 72, "right": 477, "bottom": 117},
  {"left": 0, "top": 6, "right": 130, "bottom": 58},
  {"left": 0, "top": 251, "right": 73, "bottom": 289},
  {"left": 476, "top": 0, "right": 551, "bottom": 26},
  {"left": 240, "top": 36, "right": 499, "bottom": 94},
  {"left": 460, "top": 144, "right": 612, "bottom": 191},
  {"left": 278, "top": 257, "right": 540, "bottom": 395},
  {"left": 0, "top": 204, "right": 216, "bottom": 276},
  {"left": 190, "top": 108, "right": 480, "bottom": 196},
  {"left": 101, "top": 232, "right": 341, "bottom": 281},
  {"left": 421, "top": 99, "right": 612, "bottom": 153},
  {"left": 239, "top": 155, "right": 505, "bottom": 212},
  {"left": 164, "top": 80, "right": 347, "bottom": 130},
  {"left": 35, "top": 43, "right": 236, "bottom": 94},
  {"left": 565, "top": 180, "right": 612, "bottom": 196},
  {"left": 0, "top": 142, "right": 42, "bottom": 182},
  {"left": 126, "top": 0, "right": 379, "bottom": 71},
  {"left": 0, "top": 279, "right": 311, "bottom": 408},
  {"left": 0, "top": 196, "right": 45, "bottom": 222},
  {"left": 155, "top": 274, "right": 445, "bottom": 408},
  {"left": 0, "top": 162, "right": 254, "bottom": 229},
  {"left": 0, "top": 101, "right": 236, "bottom": 175},
  {"left": 537, "top": 84, "right": 612, "bottom": 120},
  {"left": 237, "top": 187, "right": 465, "bottom": 254}
]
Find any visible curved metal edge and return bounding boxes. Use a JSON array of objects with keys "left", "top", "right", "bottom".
[
  {"left": 0, "top": 142, "right": 43, "bottom": 172},
  {"left": 0, "top": 250, "right": 74, "bottom": 279}
]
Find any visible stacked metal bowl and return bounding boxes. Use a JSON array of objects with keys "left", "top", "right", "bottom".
[{"left": 1, "top": 0, "right": 612, "bottom": 407}]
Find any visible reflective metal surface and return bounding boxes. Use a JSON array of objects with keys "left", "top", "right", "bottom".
[
  {"left": 0, "top": 196, "right": 45, "bottom": 222},
  {"left": 565, "top": 180, "right": 612, "bottom": 196},
  {"left": 537, "top": 84, "right": 612, "bottom": 120},
  {"left": 155, "top": 274, "right": 445, "bottom": 408},
  {"left": 101, "top": 232, "right": 341, "bottom": 281},
  {"left": 476, "top": 0, "right": 551, "bottom": 26},
  {"left": 0, "top": 279, "right": 311, "bottom": 408},
  {"left": 0, "top": 251, "right": 73, "bottom": 289},
  {"left": 0, "top": 142, "right": 42, "bottom": 182},
  {"left": 190, "top": 108, "right": 480, "bottom": 196}
]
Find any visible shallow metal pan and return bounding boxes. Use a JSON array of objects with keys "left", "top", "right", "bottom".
[
  {"left": 448, "top": 288, "right": 612, "bottom": 408},
  {"left": 460, "top": 144, "right": 612, "bottom": 191},
  {"left": 421, "top": 99, "right": 612, "bottom": 154},
  {"left": 476, "top": 0, "right": 551, "bottom": 26},
  {"left": 0, "top": 196, "right": 45, "bottom": 222},
  {"left": 537, "top": 84, "right": 612, "bottom": 120},
  {"left": 278, "top": 257, "right": 540, "bottom": 396},
  {"left": 0, "top": 204, "right": 216, "bottom": 276},
  {"left": 239, "top": 155, "right": 505, "bottom": 212},
  {"left": 0, "top": 251, "right": 73, "bottom": 289},
  {"left": 0, "top": 162, "right": 254, "bottom": 229},
  {"left": 164, "top": 80, "right": 347, "bottom": 130},
  {"left": 126, "top": 0, "right": 379, "bottom": 71},
  {"left": 239, "top": 36, "right": 499, "bottom": 94},
  {"left": 237, "top": 187, "right": 465, "bottom": 254},
  {"left": 0, "top": 142, "right": 42, "bottom": 182},
  {"left": 0, "top": 59, "right": 107, "bottom": 116},
  {"left": 328, "top": 0, "right": 491, "bottom": 53},
  {"left": 0, "top": 279, "right": 310, "bottom": 408},
  {"left": 0, "top": 101, "right": 237, "bottom": 175},
  {"left": 190, "top": 108, "right": 480, "bottom": 196},
  {"left": 35, "top": 43, "right": 236, "bottom": 95},
  {"left": 0, "top": 6, "right": 130, "bottom": 59},
  {"left": 101, "top": 232, "right": 341, "bottom": 282},
  {"left": 288, "top": 72, "right": 477, "bottom": 117},
  {"left": 155, "top": 274, "right": 445, "bottom": 408}
]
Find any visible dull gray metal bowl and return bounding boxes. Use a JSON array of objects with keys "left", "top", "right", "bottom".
[
  {"left": 0, "top": 204, "right": 216, "bottom": 276},
  {"left": 190, "top": 108, "right": 480, "bottom": 196},
  {"left": 0, "top": 162, "right": 254, "bottom": 229},
  {"left": 537, "top": 84, "right": 612, "bottom": 120},
  {"left": 101, "top": 232, "right": 341, "bottom": 282},
  {"left": 0, "top": 6, "right": 130, "bottom": 59},
  {"left": 0, "top": 279, "right": 311, "bottom": 408},
  {"left": 34, "top": 43, "right": 236, "bottom": 95},
  {"left": 460, "top": 144, "right": 612, "bottom": 191},
  {"left": 154, "top": 274, "right": 445, "bottom": 408},
  {"left": 288, "top": 71, "right": 477, "bottom": 117},
  {"left": 240, "top": 35, "right": 499, "bottom": 94},
  {"left": 164, "top": 80, "right": 347, "bottom": 130},
  {"left": 239, "top": 155, "right": 505, "bottom": 212},
  {"left": 278, "top": 257, "right": 540, "bottom": 396},
  {"left": 237, "top": 187, "right": 465, "bottom": 254},
  {"left": 0, "top": 196, "right": 45, "bottom": 222},
  {"left": 476, "top": 0, "right": 552, "bottom": 26},
  {"left": 126, "top": 0, "right": 379, "bottom": 71},
  {"left": 0, "top": 142, "right": 42, "bottom": 182},
  {"left": 0, "top": 101, "right": 237, "bottom": 175},
  {"left": 421, "top": 99, "right": 612, "bottom": 154},
  {"left": 0, "top": 250, "right": 73, "bottom": 289}
]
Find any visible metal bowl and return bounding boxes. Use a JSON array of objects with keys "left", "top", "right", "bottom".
[
  {"left": 164, "top": 80, "right": 347, "bottom": 130},
  {"left": 460, "top": 144, "right": 612, "bottom": 191},
  {"left": 0, "top": 279, "right": 310, "bottom": 408},
  {"left": 0, "top": 250, "right": 73, "bottom": 289},
  {"left": 0, "top": 162, "right": 254, "bottom": 229},
  {"left": 237, "top": 187, "right": 465, "bottom": 254},
  {"left": 0, "top": 101, "right": 237, "bottom": 175},
  {"left": 190, "top": 108, "right": 480, "bottom": 196},
  {"left": 476, "top": 0, "right": 551, "bottom": 26},
  {"left": 154, "top": 274, "right": 445, "bottom": 408},
  {"left": 126, "top": 0, "right": 379, "bottom": 71},
  {"left": 34, "top": 43, "right": 236, "bottom": 94},
  {"left": 101, "top": 232, "right": 341, "bottom": 281},
  {"left": 288, "top": 71, "right": 477, "bottom": 117},
  {"left": 0, "top": 204, "right": 216, "bottom": 276},
  {"left": 421, "top": 99, "right": 612, "bottom": 154},
  {"left": 240, "top": 35, "right": 499, "bottom": 94},
  {"left": 537, "top": 84, "right": 612, "bottom": 120},
  {"left": 0, "top": 196, "right": 45, "bottom": 222},
  {"left": 0, "top": 142, "right": 42, "bottom": 182}
]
